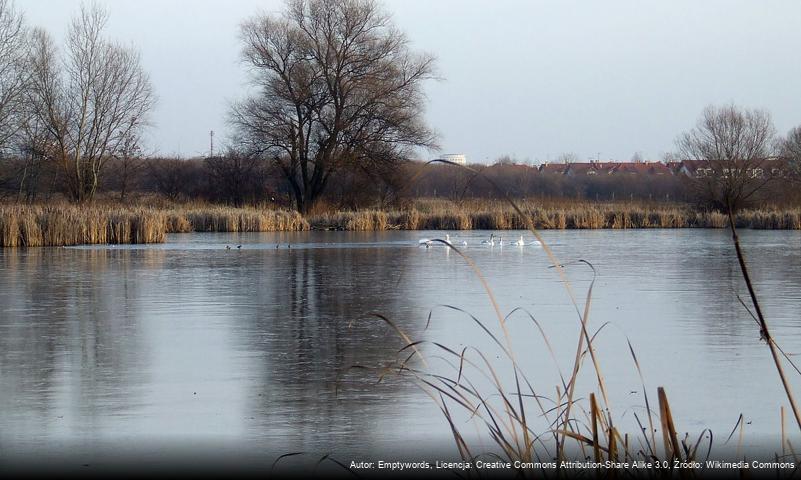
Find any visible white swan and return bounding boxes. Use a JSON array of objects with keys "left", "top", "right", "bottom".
[
  {"left": 448, "top": 233, "right": 467, "bottom": 246},
  {"left": 480, "top": 234, "right": 495, "bottom": 246},
  {"left": 513, "top": 235, "right": 525, "bottom": 246},
  {"left": 420, "top": 235, "right": 451, "bottom": 247}
]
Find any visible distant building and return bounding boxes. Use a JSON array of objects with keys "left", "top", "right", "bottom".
[
  {"left": 539, "top": 162, "right": 570, "bottom": 175},
  {"left": 540, "top": 160, "right": 675, "bottom": 176},
  {"left": 678, "top": 158, "right": 788, "bottom": 179},
  {"left": 616, "top": 162, "right": 673, "bottom": 175},
  {"left": 440, "top": 153, "right": 467, "bottom": 165},
  {"left": 566, "top": 161, "right": 620, "bottom": 176}
]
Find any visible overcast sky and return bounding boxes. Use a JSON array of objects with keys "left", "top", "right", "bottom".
[{"left": 17, "top": 0, "right": 801, "bottom": 164}]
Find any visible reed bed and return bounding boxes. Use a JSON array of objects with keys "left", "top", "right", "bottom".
[
  {"left": 309, "top": 210, "right": 390, "bottom": 231},
  {"left": 177, "top": 207, "right": 308, "bottom": 233},
  {"left": 0, "top": 204, "right": 167, "bottom": 247},
  {"left": 0, "top": 204, "right": 308, "bottom": 247},
  {"left": 308, "top": 203, "right": 801, "bottom": 231},
  {"left": 3, "top": 201, "right": 799, "bottom": 246}
]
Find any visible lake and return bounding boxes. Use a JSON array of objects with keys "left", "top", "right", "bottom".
[{"left": 1, "top": 229, "right": 800, "bottom": 472}]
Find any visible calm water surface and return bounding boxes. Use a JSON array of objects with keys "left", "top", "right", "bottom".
[{"left": 1, "top": 229, "right": 800, "bottom": 467}]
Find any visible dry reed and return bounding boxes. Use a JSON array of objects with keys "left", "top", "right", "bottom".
[
  {"left": 4, "top": 200, "right": 800, "bottom": 247},
  {"left": 0, "top": 204, "right": 308, "bottom": 247},
  {"left": 0, "top": 204, "right": 167, "bottom": 246},
  {"left": 307, "top": 201, "right": 801, "bottom": 231}
]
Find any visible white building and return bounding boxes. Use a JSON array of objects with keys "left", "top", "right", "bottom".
[{"left": 440, "top": 153, "right": 467, "bottom": 165}]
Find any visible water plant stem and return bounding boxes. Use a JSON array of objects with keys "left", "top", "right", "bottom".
[{"left": 727, "top": 207, "right": 801, "bottom": 432}]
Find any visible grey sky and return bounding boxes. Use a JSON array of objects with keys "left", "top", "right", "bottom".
[{"left": 18, "top": 0, "right": 801, "bottom": 164}]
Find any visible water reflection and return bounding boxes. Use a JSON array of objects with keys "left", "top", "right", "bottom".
[{"left": 1, "top": 230, "right": 800, "bottom": 465}]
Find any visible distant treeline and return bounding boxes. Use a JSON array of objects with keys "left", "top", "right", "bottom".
[{"left": 1, "top": 156, "right": 800, "bottom": 209}]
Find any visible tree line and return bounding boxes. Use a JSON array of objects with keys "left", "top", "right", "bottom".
[{"left": 0, "top": 0, "right": 799, "bottom": 213}]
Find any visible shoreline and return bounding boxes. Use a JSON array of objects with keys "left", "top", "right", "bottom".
[{"left": 1, "top": 202, "right": 800, "bottom": 247}]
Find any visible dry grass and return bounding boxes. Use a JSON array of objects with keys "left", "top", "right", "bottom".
[
  {"left": 0, "top": 203, "right": 308, "bottom": 247},
  {"left": 308, "top": 200, "right": 801, "bottom": 231},
  {"left": 3, "top": 199, "right": 799, "bottom": 246},
  {"left": 309, "top": 210, "right": 390, "bottom": 231},
  {"left": 177, "top": 207, "right": 308, "bottom": 233},
  {"left": 0, "top": 204, "right": 167, "bottom": 247}
]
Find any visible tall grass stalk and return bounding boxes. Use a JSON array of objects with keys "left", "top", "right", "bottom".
[{"left": 726, "top": 207, "right": 801, "bottom": 432}]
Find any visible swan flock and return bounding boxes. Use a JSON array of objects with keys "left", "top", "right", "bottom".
[{"left": 419, "top": 233, "right": 540, "bottom": 248}]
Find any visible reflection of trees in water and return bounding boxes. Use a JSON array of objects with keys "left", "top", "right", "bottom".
[
  {"left": 676, "top": 233, "right": 801, "bottom": 348},
  {"left": 676, "top": 240, "right": 745, "bottom": 344},
  {"left": 230, "top": 247, "right": 425, "bottom": 453},
  {"left": 0, "top": 248, "right": 158, "bottom": 439}
]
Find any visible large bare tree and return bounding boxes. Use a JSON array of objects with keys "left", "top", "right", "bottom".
[
  {"left": 0, "top": 0, "right": 28, "bottom": 154},
  {"left": 231, "top": 0, "right": 437, "bottom": 213},
  {"left": 677, "top": 104, "right": 776, "bottom": 212},
  {"left": 26, "top": 5, "right": 154, "bottom": 202}
]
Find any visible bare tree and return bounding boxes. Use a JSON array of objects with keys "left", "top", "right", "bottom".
[
  {"left": 112, "top": 123, "right": 144, "bottom": 201},
  {"left": 555, "top": 152, "right": 580, "bottom": 164},
  {"left": 146, "top": 157, "right": 189, "bottom": 201},
  {"left": 26, "top": 5, "right": 154, "bottom": 202},
  {"left": 204, "top": 148, "right": 266, "bottom": 206},
  {"left": 0, "top": 0, "right": 29, "bottom": 154},
  {"left": 677, "top": 104, "right": 776, "bottom": 212},
  {"left": 779, "top": 125, "right": 801, "bottom": 180},
  {"left": 231, "top": 0, "right": 437, "bottom": 213}
]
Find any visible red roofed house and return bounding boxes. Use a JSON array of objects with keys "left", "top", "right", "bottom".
[
  {"left": 539, "top": 163, "right": 570, "bottom": 175},
  {"left": 565, "top": 161, "right": 620, "bottom": 176},
  {"left": 617, "top": 162, "right": 673, "bottom": 175},
  {"left": 679, "top": 160, "right": 714, "bottom": 178},
  {"left": 679, "top": 158, "right": 788, "bottom": 179}
]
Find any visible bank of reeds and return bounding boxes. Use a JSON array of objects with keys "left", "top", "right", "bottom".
[
  {"left": 0, "top": 204, "right": 168, "bottom": 247},
  {"left": 307, "top": 202, "right": 801, "bottom": 231},
  {"left": 3, "top": 201, "right": 799, "bottom": 246},
  {"left": 174, "top": 207, "right": 308, "bottom": 233},
  {"left": 0, "top": 204, "right": 308, "bottom": 247}
]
